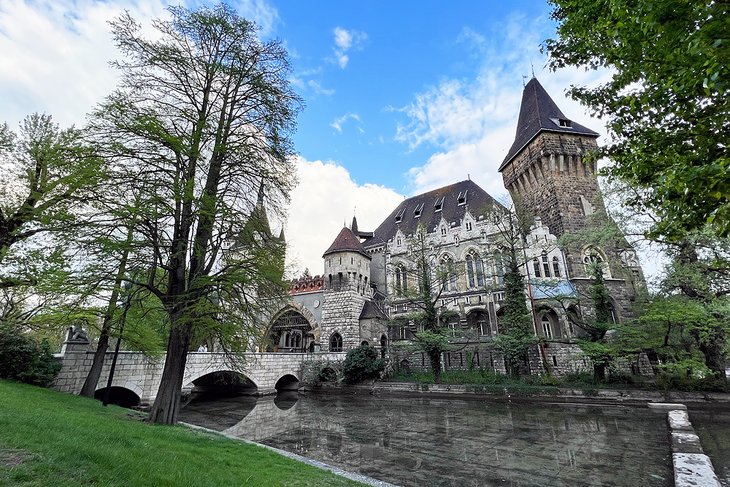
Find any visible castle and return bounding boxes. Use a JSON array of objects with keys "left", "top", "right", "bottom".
[{"left": 266, "top": 78, "right": 645, "bottom": 375}]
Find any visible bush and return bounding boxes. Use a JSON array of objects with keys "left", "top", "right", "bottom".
[
  {"left": 342, "top": 345, "right": 384, "bottom": 384},
  {"left": 0, "top": 326, "right": 61, "bottom": 386}
]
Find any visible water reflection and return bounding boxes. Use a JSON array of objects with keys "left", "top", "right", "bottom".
[
  {"left": 690, "top": 408, "right": 730, "bottom": 487},
  {"left": 179, "top": 394, "right": 672, "bottom": 487}
]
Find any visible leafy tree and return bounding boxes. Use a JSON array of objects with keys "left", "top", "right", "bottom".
[
  {"left": 91, "top": 5, "right": 301, "bottom": 424},
  {"left": 342, "top": 344, "right": 385, "bottom": 384},
  {"left": 0, "top": 323, "right": 61, "bottom": 386},
  {"left": 0, "top": 114, "right": 101, "bottom": 289},
  {"left": 389, "top": 225, "right": 460, "bottom": 381},
  {"left": 545, "top": 0, "right": 730, "bottom": 239},
  {"left": 485, "top": 203, "right": 538, "bottom": 377}
]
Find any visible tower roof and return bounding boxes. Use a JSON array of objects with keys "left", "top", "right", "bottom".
[
  {"left": 500, "top": 78, "right": 598, "bottom": 170},
  {"left": 323, "top": 226, "right": 371, "bottom": 259}
]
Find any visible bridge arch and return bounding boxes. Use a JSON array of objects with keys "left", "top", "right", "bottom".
[
  {"left": 186, "top": 370, "right": 258, "bottom": 396},
  {"left": 94, "top": 385, "right": 142, "bottom": 408},
  {"left": 274, "top": 373, "right": 300, "bottom": 392}
]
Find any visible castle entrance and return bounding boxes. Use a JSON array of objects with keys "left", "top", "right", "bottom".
[{"left": 267, "top": 309, "right": 314, "bottom": 353}]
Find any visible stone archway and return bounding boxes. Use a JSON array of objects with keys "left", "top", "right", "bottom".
[{"left": 268, "top": 304, "right": 320, "bottom": 352}]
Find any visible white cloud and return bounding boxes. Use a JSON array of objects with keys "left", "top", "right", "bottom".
[
  {"left": 330, "top": 113, "right": 361, "bottom": 133},
  {"left": 307, "top": 79, "right": 335, "bottom": 96},
  {"left": 397, "top": 14, "right": 611, "bottom": 198},
  {"left": 232, "top": 0, "right": 279, "bottom": 38},
  {"left": 283, "top": 157, "right": 403, "bottom": 276},
  {"left": 0, "top": 0, "right": 170, "bottom": 130},
  {"left": 331, "top": 26, "right": 367, "bottom": 69}
]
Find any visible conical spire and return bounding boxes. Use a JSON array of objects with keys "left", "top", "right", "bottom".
[
  {"left": 323, "top": 226, "right": 370, "bottom": 259},
  {"left": 278, "top": 228, "right": 286, "bottom": 243},
  {"left": 500, "top": 78, "right": 598, "bottom": 170},
  {"left": 351, "top": 215, "right": 359, "bottom": 235}
]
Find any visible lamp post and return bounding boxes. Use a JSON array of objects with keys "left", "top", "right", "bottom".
[{"left": 103, "top": 281, "right": 133, "bottom": 407}]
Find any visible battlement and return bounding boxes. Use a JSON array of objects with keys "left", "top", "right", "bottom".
[{"left": 289, "top": 275, "right": 324, "bottom": 295}]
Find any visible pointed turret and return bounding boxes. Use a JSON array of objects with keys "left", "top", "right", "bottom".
[
  {"left": 278, "top": 228, "right": 286, "bottom": 243},
  {"left": 323, "top": 226, "right": 370, "bottom": 260},
  {"left": 500, "top": 78, "right": 598, "bottom": 170},
  {"left": 351, "top": 215, "right": 359, "bottom": 235}
]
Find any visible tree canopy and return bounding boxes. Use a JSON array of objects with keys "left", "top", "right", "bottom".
[
  {"left": 546, "top": 0, "right": 729, "bottom": 240},
  {"left": 91, "top": 4, "right": 301, "bottom": 424}
]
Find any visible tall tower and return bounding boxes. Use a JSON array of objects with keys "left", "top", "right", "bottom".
[
  {"left": 320, "top": 225, "right": 372, "bottom": 351},
  {"left": 499, "top": 78, "right": 644, "bottom": 319}
]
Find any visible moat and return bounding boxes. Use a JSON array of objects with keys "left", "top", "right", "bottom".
[{"left": 179, "top": 393, "right": 680, "bottom": 487}]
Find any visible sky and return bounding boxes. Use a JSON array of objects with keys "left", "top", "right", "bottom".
[{"left": 0, "top": 0, "right": 664, "bottom": 281}]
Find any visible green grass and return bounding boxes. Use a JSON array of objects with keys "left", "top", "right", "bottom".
[{"left": 0, "top": 380, "right": 363, "bottom": 487}]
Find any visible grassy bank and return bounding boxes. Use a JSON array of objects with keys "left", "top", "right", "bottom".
[{"left": 0, "top": 381, "right": 362, "bottom": 487}]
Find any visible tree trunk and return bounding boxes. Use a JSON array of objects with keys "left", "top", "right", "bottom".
[
  {"left": 699, "top": 340, "right": 727, "bottom": 380},
  {"left": 79, "top": 331, "right": 110, "bottom": 397},
  {"left": 149, "top": 323, "right": 191, "bottom": 424},
  {"left": 429, "top": 349, "right": 442, "bottom": 383},
  {"left": 79, "top": 232, "right": 133, "bottom": 398}
]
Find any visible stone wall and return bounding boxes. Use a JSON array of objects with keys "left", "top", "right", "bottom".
[{"left": 321, "top": 286, "right": 366, "bottom": 351}]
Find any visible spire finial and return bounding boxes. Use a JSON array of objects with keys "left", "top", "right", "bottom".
[
  {"left": 522, "top": 74, "right": 527, "bottom": 87},
  {"left": 531, "top": 61, "right": 535, "bottom": 79}
]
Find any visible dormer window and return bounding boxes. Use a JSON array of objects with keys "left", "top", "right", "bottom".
[
  {"left": 414, "top": 202, "right": 424, "bottom": 218},
  {"left": 465, "top": 221, "right": 473, "bottom": 231},
  {"left": 552, "top": 117, "right": 572, "bottom": 128},
  {"left": 441, "top": 226, "right": 447, "bottom": 237},
  {"left": 434, "top": 196, "right": 444, "bottom": 212},
  {"left": 457, "top": 191, "right": 467, "bottom": 205},
  {"left": 395, "top": 207, "right": 405, "bottom": 223}
]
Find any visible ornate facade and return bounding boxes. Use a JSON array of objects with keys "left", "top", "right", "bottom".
[{"left": 269, "top": 78, "right": 645, "bottom": 375}]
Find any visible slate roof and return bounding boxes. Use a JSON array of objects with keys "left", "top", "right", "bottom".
[
  {"left": 359, "top": 300, "right": 389, "bottom": 320},
  {"left": 362, "top": 179, "right": 505, "bottom": 249},
  {"left": 322, "top": 226, "right": 371, "bottom": 259},
  {"left": 500, "top": 78, "right": 598, "bottom": 170}
]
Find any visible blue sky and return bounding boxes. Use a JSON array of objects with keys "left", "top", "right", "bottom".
[{"left": 1, "top": 0, "right": 662, "bottom": 278}]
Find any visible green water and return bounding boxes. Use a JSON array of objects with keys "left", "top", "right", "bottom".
[{"left": 180, "top": 394, "right": 672, "bottom": 487}]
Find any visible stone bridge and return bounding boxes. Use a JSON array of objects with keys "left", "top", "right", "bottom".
[{"left": 53, "top": 337, "right": 345, "bottom": 405}]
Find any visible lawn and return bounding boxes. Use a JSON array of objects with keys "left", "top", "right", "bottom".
[{"left": 0, "top": 380, "right": 362, "bottom": 487}]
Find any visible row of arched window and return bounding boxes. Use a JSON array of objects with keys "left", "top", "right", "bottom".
[
  {"left": 393, "top": 252, "right": 508, "bottom": 293},
  {"left": 532, "top": 252, "right": 561, "bottom": 278}
]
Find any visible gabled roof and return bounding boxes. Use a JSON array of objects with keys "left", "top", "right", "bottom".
[
  {"left": 322, "top": 226, "right": 371, "bottom": 259},
  {"left": 500, "top": 78, "right": 598, "bottom": 170},
  {"left": 362, "top": 179, "right": 504, "bottom": 249},
  {"left": 359, "top": 300, "right": 388, "bottom": 320}
]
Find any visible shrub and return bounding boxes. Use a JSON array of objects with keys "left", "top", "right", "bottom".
[
  {"left": 0, "top": 326, "right": 61, "bottom": 386},
  {"left": 342, "top": 344, "right": 385, "bottom": 384}
]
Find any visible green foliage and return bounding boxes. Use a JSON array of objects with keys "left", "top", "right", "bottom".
[
  {"left": 546, "top": 0, "right": 730, "bottom": 239},
  {"left": 342, "top": 344, "right": 385, "bottom": 384},
  {"left": 494, "top": 251, "right": 536, "bottom": 376},
  {"left": 0, "top": 326, "right": 61, "bottom": 386},
  {"left": 302, "top": 359, "right": 342, "bottom": 385}
]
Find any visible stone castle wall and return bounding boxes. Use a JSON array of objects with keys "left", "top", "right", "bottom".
[{"left": 320, "top": 286, "right": 366, "bottom": 351}]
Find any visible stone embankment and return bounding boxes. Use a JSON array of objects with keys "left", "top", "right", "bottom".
[{"left": 648, "top": 403, "right": 721, "bottom": 487}]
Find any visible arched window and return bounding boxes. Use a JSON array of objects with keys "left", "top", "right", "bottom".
[
  {"left": 552, "top": 256, "right": 561, "bottom": 277},
  {"left": 541, "top": 315, "right": 553, "bottom": 338},
  {"left": 533, "top": 258, "right": 541, "bottom": 277},
  {"left": 329, "top": 332, "right": 343, "bottom": 352},
  {"left": 440, "top": 256, "right": 456, "bottom": 292},
  {"left": 542, "top": 252, "right": 551, "bottom": 277},
  {"left": 466, "top": 252, "right": 485, "bottom": 288},
  {"left": 583, "top": 246, "right": 610, "bottom": 277},
  {"left": 284, "top": 332, "right": 291, "bottom": 348},
  {"left": 494, "top": 253, "right": 505, "bottom": 285}
]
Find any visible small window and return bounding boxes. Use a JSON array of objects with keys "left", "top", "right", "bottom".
[
  {"left": 434, "top": 196, "right": 444, "bottom": 212},
  {"left": 541, "top": 315, "right": 553, "bottom": 338},
  {"left": 559, "top": 118, "right": 572, "bottom": 127},
  {"left": 414, "top": 202, "right": 424, "bottom": 217},
  {"left": 457, "top": 190, "right": 467, "bottom": 205},
  {"left": 542, "top": 252, "right": 550, "bottom": 277},
  {"left": 396, "top": 237, "right": 402, "bottom": 246},
  {"left": 533, "top": 258, "right": 541, "bottom": 277},
  {"left": 552, "top": 256, "right": 561, "bottom": 277},
  {"left": 466, "top": 221, "right": 473, "bottom": 231},
  {"left": 441, "top": 226, "right": 447, "bottom": 237},
  {"left": 395, "top": 207, "right": 406, "bottom": 223},
  {"left": 329, "top": 333, "right": 343, "bottom": 352}
]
